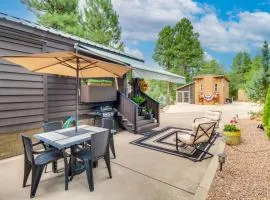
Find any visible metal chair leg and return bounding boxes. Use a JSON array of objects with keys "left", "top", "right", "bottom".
[
  {"left": 30, "top": 165, "right": 44, "bottom": 198},
  {"left": 84, "top": 159, "right": 94, "bottom": 192},
  {"left": 23, "top": 157, "right": 32, "bottom": 187},
  {"left": 104, "top": 153, "right": 112, "bottom": 178},
  {"left": 110, "top": 136, "right": 116, "bottom": 159},
  {"left": 175, "top": 132, "right": 179, "bottom": 151},
  {"left": 194, "top": 145, "right": 214, "bottom": 160},
  {"left": 62, "top": 150, "right": 69, "bottom": 191}
]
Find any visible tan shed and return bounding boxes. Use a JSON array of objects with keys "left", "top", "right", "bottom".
[
  {"left": 237, "top": 88, "right": 250, "bottom": 102},
  {"left": 176, "top": 74, "right": 230, "bottom": 105}
]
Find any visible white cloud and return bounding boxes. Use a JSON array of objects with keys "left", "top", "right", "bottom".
[
  {"left": 195, "top": 11, "right": 270, "bottom": 52},
  {"left": 112, "top": 0, "right": 204, "bottom": 41},
  {"left": 124, "top": 46, "right": 144, "bottom": 59},
  {"left": 111, "top": 0, "right": 270, "bottom": 54},
  {"left": 204, "top": 51, "right": 214, "bottom": 61}
]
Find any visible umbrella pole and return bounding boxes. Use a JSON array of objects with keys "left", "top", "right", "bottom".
[{"left": 76, "top": 58, "right": 79, "bottom": 132}]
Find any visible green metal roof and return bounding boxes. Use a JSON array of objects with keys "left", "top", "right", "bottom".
[
  {"left": 77, "top": 44, "right": 185, "bottom": 83},
  {"left": 0, "top": 12, "right": 185, "bottom": 84}
]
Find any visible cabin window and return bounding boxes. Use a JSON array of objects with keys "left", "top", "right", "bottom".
[{"left": 214, "top": 84, "right": 218, "bottom": 92}]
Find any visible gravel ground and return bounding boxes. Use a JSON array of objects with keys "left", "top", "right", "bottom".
[{"left": 207, "top": 119, "right": 270, "bottom": 200}]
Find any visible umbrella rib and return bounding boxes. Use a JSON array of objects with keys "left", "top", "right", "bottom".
[
  {"left": 77, "top": 56, "right": 127, "bottom": 77},
  {"left": 79, "top": 61, "right": 98, "bottom": 71},
  {"left": 54, "top": 57, "right": 77, "bottom": 70},
  {"left": 32, "top": 57, "right": 77, "bottom": 72}
]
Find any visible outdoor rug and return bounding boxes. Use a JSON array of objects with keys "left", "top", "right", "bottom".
[{"left": 130, "top": 126, "right": 219, "bottom": 162}]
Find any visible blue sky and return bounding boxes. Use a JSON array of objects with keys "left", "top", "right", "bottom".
[{"left": 1, "top": 0, "right": 270, "bottom": 70}]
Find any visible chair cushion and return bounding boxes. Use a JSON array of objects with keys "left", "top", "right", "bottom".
[
  {"left": 177, "top": 131, "right": 211, "bottom": 145},
  {"left": 73, "top": 149, "right": 92, "bottom": 161},
  {"left": 35, "top": 150, "right": 62, "bottom": 165},
  {"left": 205, "top": 111, "right": 221, "bottom": 121},
  {"left": 177, "top": 133, "right": 193, "bottom": 145},
  {"left": 192, "top": 119, "right": 210, "bottom": 131},
  {"left": 192, "top": 122, "right": 215, "bottom": 144}
]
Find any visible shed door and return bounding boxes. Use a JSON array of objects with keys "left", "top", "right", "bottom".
[{"left": 177, "top": 91, "right": 190, "bottom": 103}]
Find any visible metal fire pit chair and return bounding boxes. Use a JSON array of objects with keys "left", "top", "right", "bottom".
[
  {"left": 193, "top": 110, "right": 222, "bottom": 128},
  {"left": 175, "top": 121, "right": 217, "bottom": 161}
]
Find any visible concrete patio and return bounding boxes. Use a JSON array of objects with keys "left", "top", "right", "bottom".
[{"left": 0, "top": 102, "right": 253, "bottom": 200}]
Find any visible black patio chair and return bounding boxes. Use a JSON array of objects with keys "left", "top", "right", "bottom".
[
  {"left": 72, "top": 130, "right": 112, "bottom": 192},
  {"left": 101, "top": 118, "right": 116, "bottom": 158},
  {"left": 42, "top": 121, "right": 63, "bottom": 173},
  {"left": 42, "top": 121, "right": 63, "bottom": 132},
  {"left": 175, "top": 121, "right": 217, "bottom": 160},
  {"left": 21, "top": 135, "right": 63, "bottom": 198}
]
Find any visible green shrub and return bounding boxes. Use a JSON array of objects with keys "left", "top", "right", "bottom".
[
  {"left": 223, "top": 124, "right": 240, "bottom": 132},
  {"left": 266, "top": 123, "right": 270, "bottom": 138},
  {"left": 263, "top": 87, "right": 270, "bottom": 127},
  {"left": 132, "top": 95, "right": 145, "bottom": 105}
]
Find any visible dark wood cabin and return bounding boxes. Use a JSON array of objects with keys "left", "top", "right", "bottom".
[{"left": 0, "top": 13, "right": 185, "bottom": 159}]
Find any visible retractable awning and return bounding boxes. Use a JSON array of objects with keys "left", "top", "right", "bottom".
[{"left": 77, "top": 44, "right": 185, "bottom": 84}]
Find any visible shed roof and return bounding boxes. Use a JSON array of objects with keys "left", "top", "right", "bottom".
[
  {"left": 193, "top": 74, "right": 230, "bottom": 82},
  {"left": 176, "top": 82, "right": 194, "bottom": 90}
]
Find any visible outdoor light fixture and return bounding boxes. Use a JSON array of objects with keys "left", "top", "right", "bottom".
[{"left": 217, "top": 152, "right": 226, "bottom": 171}]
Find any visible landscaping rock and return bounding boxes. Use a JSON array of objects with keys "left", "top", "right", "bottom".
[{"left": 207, "top": 119, "right": 270, "bottom": 200}]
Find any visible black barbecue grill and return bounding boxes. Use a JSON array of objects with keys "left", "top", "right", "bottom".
[{"left": 87, "top": 106, "right": 119, "bottom": 126}]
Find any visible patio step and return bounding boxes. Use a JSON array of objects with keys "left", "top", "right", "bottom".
[
  {"left": 136, "top": 122, "right": 159, "bottom": 134},
  {"left": 122, "top": 118, "right": 128, "bottom": 122},
  {"left": 137, "top": 116, "right": 145, "bottom": 121},
  {"left": 118, "top": 113, "right": 159, "bottom": 134},
  {"left": 137, "top": 119, "right": 155, "bottom": 126}
]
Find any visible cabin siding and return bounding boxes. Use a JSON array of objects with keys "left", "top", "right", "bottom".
[
  {"left": 0, "top": 25, "right": 45, "bottom": 133},
  {"left": 0, "top": 19, "right": 99, "bottom": 134}
]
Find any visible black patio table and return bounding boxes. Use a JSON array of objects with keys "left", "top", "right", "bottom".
[{"left": 33, "top": 125, "right": 109, "bottom": 190}]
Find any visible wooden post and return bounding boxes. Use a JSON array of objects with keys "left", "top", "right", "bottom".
[
  {"left": 115, "top": 77, "right": 119, "bottom": 90},
  {"left": 43, "top": 75, "right": 48, "bottom": 122}
]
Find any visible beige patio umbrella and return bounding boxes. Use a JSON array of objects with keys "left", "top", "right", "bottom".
[{"left": 1, "top": 51, "right": 131, "bottom": 132}]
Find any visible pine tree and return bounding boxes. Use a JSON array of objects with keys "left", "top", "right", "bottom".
[
  {"left": 152, "top": 18, "right": 203, "bottom": 103},
  {"left": 263, "top": 87, "right": 270, "bottom": 137},
  {"left": 243, "top": 42, "right": 270, "bottom": 102},
  {"left": 245, "top": 56, "right": 265, "bottom": 102},
  {"left": 22, "top": 0, "right": 84, "bottom": 36},
  {"left": 198, "top": 60, "right": 225, "bottom": 75},
  {"left": 262, "top": 41, "right": 270, "bottom": 92},
  {"left": 83, "top": 0, "right": 124, "bottom": 50},
  {"left": 22, "top": 0, "right": 124, "bottom": 50},
  {"left": 228, "top": 52, "right": 252, "bottom": 98},
  {"left": 153, "top": 18, "right": 204, "bottom": 81}
]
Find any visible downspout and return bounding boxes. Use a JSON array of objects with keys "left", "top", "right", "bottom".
[{"left": 74, "top": 43, "right": 79, "bottom": 132}]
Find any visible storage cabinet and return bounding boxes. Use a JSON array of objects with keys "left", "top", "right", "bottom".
[{"left": 80, "top": 85, "right": 117, "bottom": 103}]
